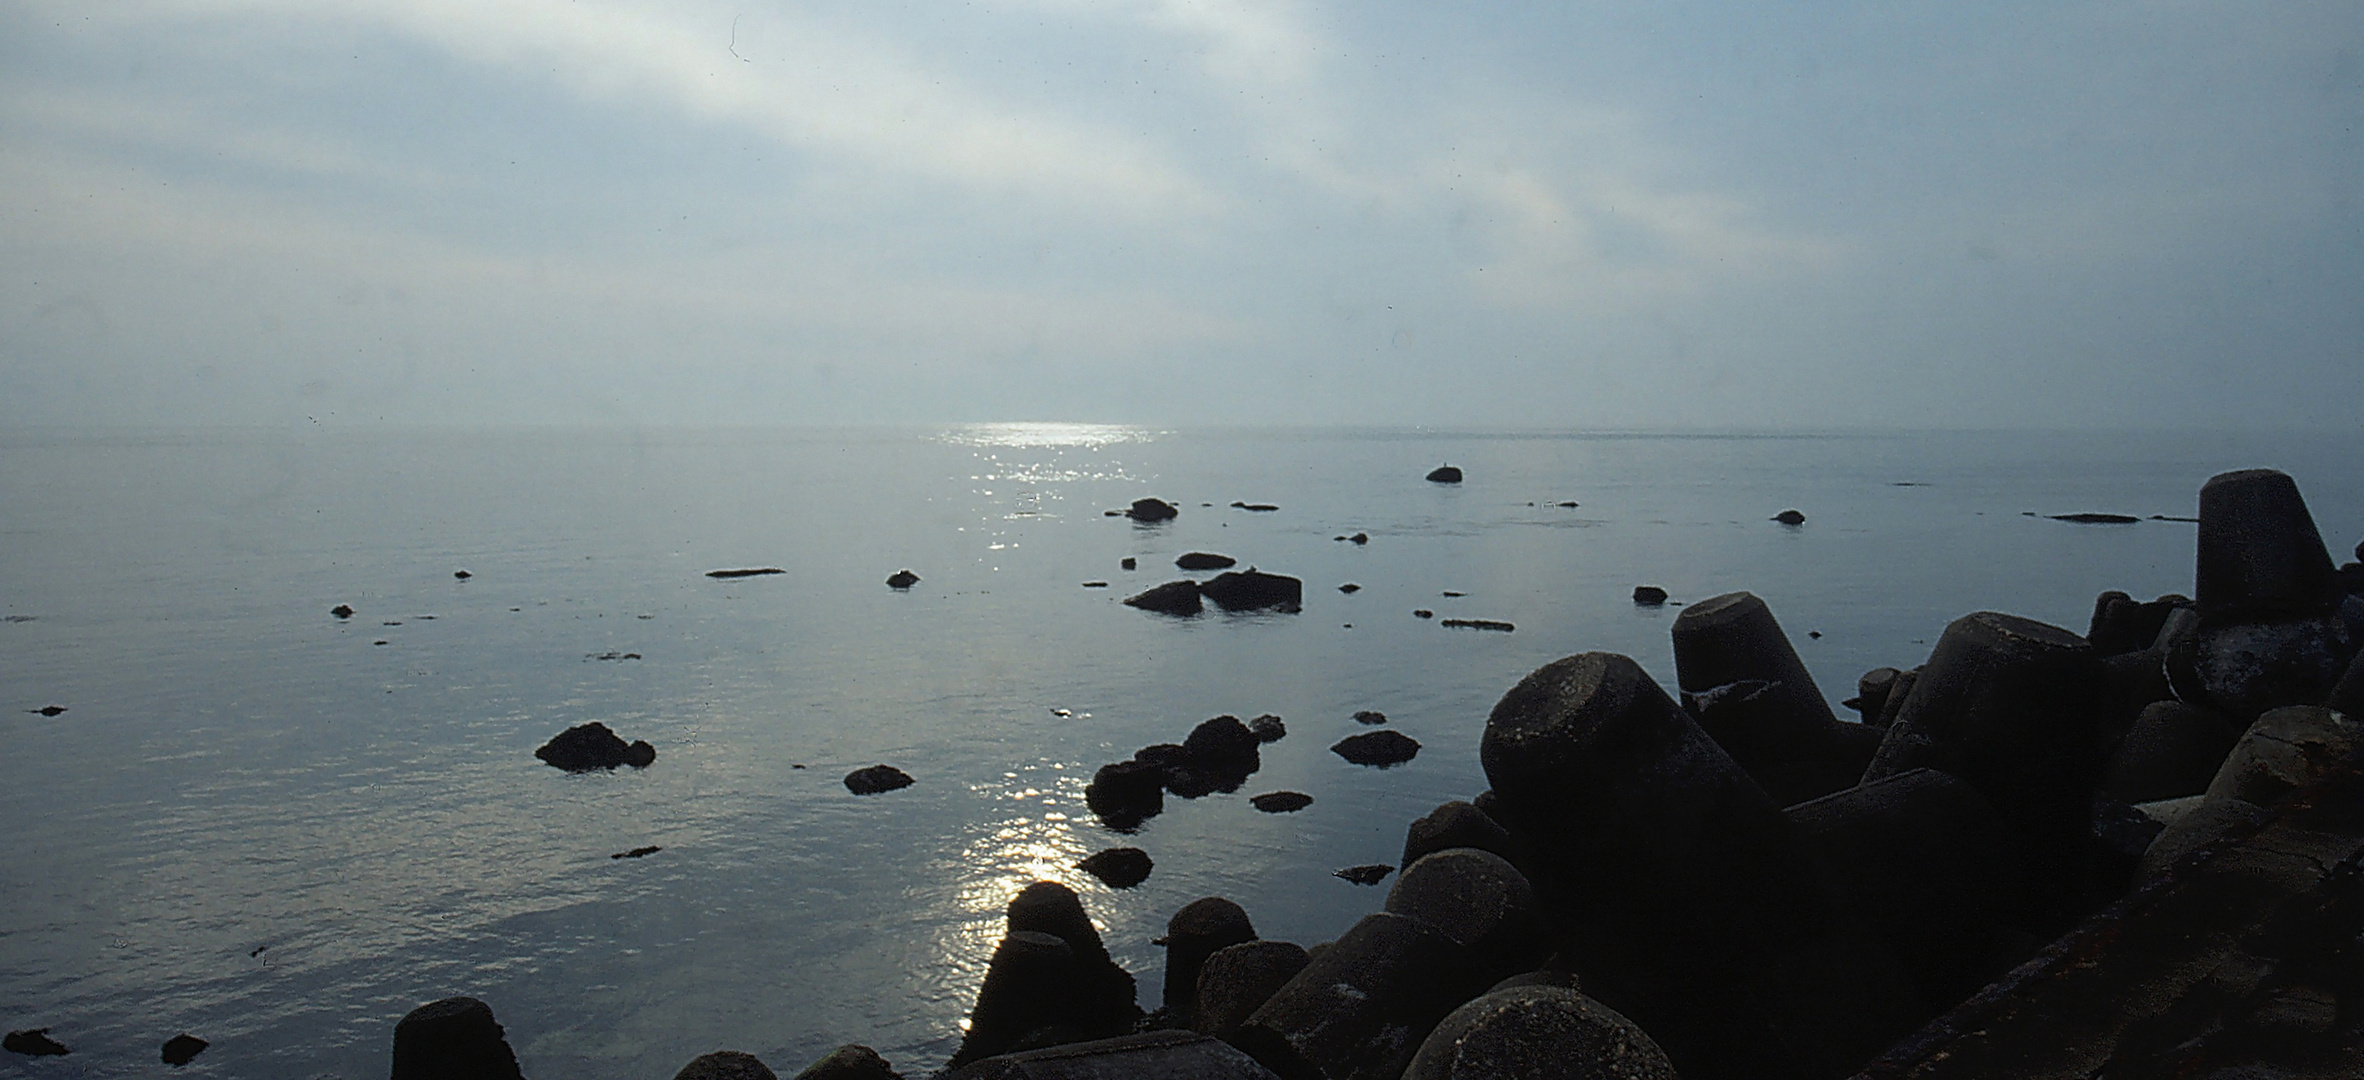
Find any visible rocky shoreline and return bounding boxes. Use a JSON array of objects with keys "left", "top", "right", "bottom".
[{"left": 25, "top": 469, "right": 2362, "bottom": 1080}]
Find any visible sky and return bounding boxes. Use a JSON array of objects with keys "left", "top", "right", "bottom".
[{"left": 1, "top": 1, "right": 2357, "bottom": 430}]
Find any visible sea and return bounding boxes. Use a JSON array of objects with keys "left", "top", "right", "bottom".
[{"left": 3, "top": 424, "right": 2360, "bottom": 1079}]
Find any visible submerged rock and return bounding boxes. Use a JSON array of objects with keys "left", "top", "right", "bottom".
[
  {"left": 161, "top": 1033, "right": 208, "bottom": 1066},
  {"left": 706, "top": 568, "right": 786, "bottom": 578},
  {"left": 1231, "top": 502, "right": 1280, "bottom": 512},
  {"left": 1250, "top": 791, "right": 1313, "bottom": 813},
  {"left": 1123, "top": 580, "right": 1204, "bottom": 616},
  {"left": 1427, "top": 465, "right": 1464, "bottom": 483},
  {"left": 1176, "top": 552, "right": 1238, "bottom": 571},
  {"left": 1441, "top": 618, "right": 1515, "bottom": 632},
  {"left": 1078, "top": 847, "right": 1153, "bottom": 888},
  {"left": 1354, "top": 710, "right": 1388, "bottom": 725},
  {"left": 535, "top": 722, "right": 656, "bottom": 771},
  {"left": 844, "top": 765, "right": 914, "bottom": 795},
  {"left": 2051, "top": 512, "right": 2142, "bottom": 524},
  {"left": 1126, "top": 498, "right": 1180, "bottom": 522},
  {"left": 611, "top": 846, "right": 663, "bottom": 860},
  {"left": 1333, "top": 730, "right": 1421, "bottom": 767},
  {"left": 32, "top": 705, "right": 65, "bottom": 717},
  {"left": 4, "top": 1029, "right": 69, "bottom": 1056}
]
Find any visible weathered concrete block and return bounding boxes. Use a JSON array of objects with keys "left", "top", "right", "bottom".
[
  {"left": 1232, "top": 913, "right": 1496, "bottom": 1080},
  {"left": 677, "top": 1050, "right": 779, "bottom": 1080},
  {"left": 2101, "top": 700, "right": 2248, "bottom": 805},
  {"left": 1385, "top": 848, "right": 1548, "bottom": 972},
  {"left": 946, "top": 1030, "right": 1279, "bottom": 1079},
  {"left": 1402, "top": 985, "right": 1676, "bottom": 1080},
  {"left": 1192, "top": 942, "right": 1309, "bottom": 1039},
  {"left": 1162, "top": 898, "right": 1256, "bottom": 1022},
  {"left": 2196, "top": 469, "right": 2338, "bottom": 620},
  {"left": 2191, "top": 615, "right": 2353, "bottom": 719},
  {"left": 1401, "top": 801, "right": 1518, "bottom": 869},
  {"left": 790, "top": 1044, "right": 902, "bottom": 1080},
  {"left": 950, "top": 931, "right": 1080, "bottom": 1068}
]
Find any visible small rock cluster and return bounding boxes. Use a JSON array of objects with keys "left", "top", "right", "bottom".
[{"left": 1083, "top": 715, "right": 1286, "bottom": 830}]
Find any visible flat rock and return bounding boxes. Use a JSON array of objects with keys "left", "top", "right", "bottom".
[
  {"left": 2051, "top": 513, "right": 2142, "bottom": 524},
  {"left": 1335, "top": 864, "right": 1393, "bottom": 885},
  {"left": 706, "top": 568, "right": 786, "bottom": 578},
  {"left": 1339, "top": 583, "right": 1361, "bottom": 593},
  {"left": 535, "top": 722, "right": 656, "bottom": 771},
  {"left": 1177, "top": 552, "right": 1237, "bottom": 571},
  {"left": 4, "top": 1029, "right": 68, "bottom": 1056},
  {"left": 612, "top": 846, "right": 663, "bottom": 859},
  {"left": 1231, "top": 502, "right": 1280, "bottom": 512},
  {"left": 844, "top": 764, "right": 914, "bottom": 795},
  {"left": 1441, "top": 619, "right": 1514, "bottom": 632},
  {"left": 1250, "top": 791, "right": 1313, "bottom": 813},
  {"left": 33, "top": 705, "right": 66, "bottom": 717},
  {"left": 1333, "top": 730, "right": 1421, "bottom": 766},
  {"left": 1077, "top": 848, "right": 1153, "bottom": 888},
  {"left": 1200, "top": 570, "right": 1303, "bottom": 613},
  {"left": 1123, "top": 580, "right": 1204, "bottom": 616}
]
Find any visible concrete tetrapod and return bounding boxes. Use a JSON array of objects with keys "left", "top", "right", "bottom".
[
  {"left": 949, "top": 932, "right": 1081, "bottom": 1068},
  {"left": 943, "top": 1030, "right": 1280, "bottom": 1080},
  {"left": 1231, "top": 912, "right": 1501, "bottom": 1080},
  {"left": 675, "top": 1050, "right": 779, "bottom": 1079},
  {"left": 1401, "top": 985, "right": 1676, "bottom": 1080},
  {"left": 2139, "top": 705, "right": 2364, "bottom": 879},
  {"left": 1161, "top": 898, "right": 1257, "bottom": 1024},
  {"left": 1005, "top": 882, "right": 1140, "bottom": 1036},
  {"left": 1479, "top": 652, "right": 1924, "bottom": 1080},
  {"left": 1400, "top": 801, "right": 1519, "bottom": 869},
  {"left": 1192, "top": 941, "right": 1310, "bottom": 1039},
  {"left": 1384, "top": 848, "right": 1549, "bottom": 973},
  {"left": 2195, "top": 469, "right": 2339, "bottom": 621}
]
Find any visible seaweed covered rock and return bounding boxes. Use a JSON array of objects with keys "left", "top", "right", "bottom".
[{"left": 535, "top": 722, "right": 656, "bottom": 771}]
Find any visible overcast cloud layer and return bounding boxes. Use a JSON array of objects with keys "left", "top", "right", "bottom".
[{"left": 2, "top": 2, "right": 2357, "bottom": 429}]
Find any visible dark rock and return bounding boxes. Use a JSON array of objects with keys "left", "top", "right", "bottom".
[
  {"left": 1402, "top": 985, "right": 1677, "bottom": 1080},
  {"left": 950, "top": 931, "right": 1081, "bottom": 1067},
  {"left": 612, "top": 845, "right": 663, "bottom": 859},
  {"left": 161, "top": 1033, "right": 208, "bottom": 1066},
  {"left": 1247, "top": 714, "right": 1286, "bottom": 742},
  {"left": 1333, "top": 730, "right": 1421, "bottom": 767},
  {"left": 1161, "top": 898, "right": 1256, "bottom": 1021},
  {"left": 454, "top": 570, "right": 472, "bottom": 579},
  {"left": 1350, "top": 533, "right": 1370, "bottom": 545},
  {"left": 535, "top": 722, "right": 656, "bottom": 771},
  {"left": 1200, "top": 570, "right": 1302, "bottom": 613},
  {"left": 1232, "top": 912, "right": 1497, "bottom": 1080},
  {"left": 1335, "top": 865, "right": 1393, "bottom": 885},
  {"left": 1120, "top": 558, "right": 1136, "bottom": 570},
  {"left": 1353, "top": 709, "right": 1388, "bottom": 725},
  {"left": 844, "top": 764, "right": 914, "bottom": 795},
  {"left": 1077, "top": 848, "right": 1152, "bottom": 888},
  {"left": 33, "top": 705, "right": 65, "bottom": 717},
  {"left": 1441, "top": 591, "right": 1466, "bottom": 598},
  {"left": 1193, "top": 942, "right": 1309, "bottom": 1039},
  {"left": 1123, "top": 580, "right": 1203, "bottom": 616},
  {"left": 2196, "top": 469, "right": 2338, "bottom": 619},
  {"left": 1385, "top": 849, "right": 1548, "bottom": 970},
  {"left": 943, "top": 1030, "right": 1275, "bottom": 1080},
  {"left": 1338, "top": 583, "right": 1361, "bottom": 593},
  {"left": 1414, "top": 609, "right": 1434, "bottom": 619},
  {"left": 1771, "top": 509, "right": 1806, "bottom": 525},
  {"left": 677, "top": 1050, "right": 779, "bottom": 1079},
  {"left": 887, "top": 570, "right": 920, "bottom": 589},
  {"left": 332, "top": 604, "right": 355, "bottom": 618},
  {"left": 2101, "top": 700, "right": 2249, "bottom": 804},
  {"left": 1005, "top": 882, "right": 1140, "bottom": 1036},
  {"left": 2332, "top": 649, "right": 2364, "bottom": 717},
  {"left": 1427, "top": 465, "right": 1463, "bottom": 483},
  {"left": 2050, "top": 512, "right": 2141, "bottom": 524},
  {"left": 1441, "top": 619, "right": 1514, "bottom": 631},
  {"left": 1126, "top": 499, "right": 1180, "bottom": 522},
  {"left": 1631, "top": 585, "right": 1668, "bottom": 606},
  {"left": 1250, "top": 791, "right": 1312, "bottom": 813},
  {"left": 391, "top": 997, "right": 524, "bottom": 1080},
  {"left": 1787, "top": 768, "right": 2030, "bottom": 1008},
  {"left": 1084, "top": 760, "right": 1164, "bottom": 830},
  {"left": 1081, "top": 581, "right": 1107, "bottom": 588},
  {"left": 790, "top": 1044, "right": 900, "bottom": 1080},
  {"left": 1481, "top": 652, "right": 1926, "bottom": 1080},
  {"left": 1177, "top": 553, "right": 1237, "bottom": 571},
  {"left": 1402, "top": 801, "right": 1518, "bottom": 869},
  {"left": 4, "top": 1028, "right": 68, "bottom": 1056},
  {"left": 706, "top": 568, "right": 787, "bottom": 578},
  {"left": 1232, "top": 502, "right": 1280, "bottom": 512},
  {"left": 1185, "top": 715, "right": 1259, "bottom": 763}
]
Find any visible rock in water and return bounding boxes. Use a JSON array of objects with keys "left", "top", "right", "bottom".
[
  {"left": 1771, "top": 509, "right": 1806, "bottom": 525},
  {"left": 161, "top": 1033, "right": 208, "bottom": 1066},
  {"left": 1077, "top": 847, "right": 1153, "bottom": 888},
  {"left": 454, "top": 569, "right": 472, "bottom": 579},
  {"left": 4, "top": 1028, "right": 69, "bottom": 1056},
  {"left": 706, "top": 567, "right": 787, "bottom": 578},
  {"left": 886, "top": 570, "right": 919, "bottom": 589},
  {"left": 1126, "top": 498, "right": 1180, "bottom": 522},
  {"left": 1248, "top": 714, "right": 1286, "bottom": 742},
  {"left": 331, "top": 604, "right": 355, "bottom": 618},
  {"left": 1332, "top": 730, "right": 1421, "bottom": 766},
  {"left": 844, "top": 765, "right": 914, "bottom": 795},
  {"left": 1123, "top": 580, "right": 1204, "bottom": 616},
  {"left": 1427, "top": 465, "right": 1464, "bottom": 483},
  {"left": 1353, "top": 709, "right": 1388, "bottom": 725},
  {"left": 674, "top": 1050, "right": 778, "bottom": 1079},
  {"left": 2050, "top": 512, "right": 2141, "bottom": 524},
  {"left": 1199, "top": 570, "right": 1302, "bottom": 612},
  {"left": 1632, "top": 585, "right": 1668, "bottom": 606},
  {"left": 1440, "top": 618, "right": 1514, "bottom": 631},
  {"left": 1084, "top": 760, "right": 1165, "bottom": 830},
  {"left": 34, "top": 705, "right": 66, "bottom": 717},
  {"left": 788, "top": 1044, "right": 900, "bottom": 1080},
  {"left": 1334, "top": 864, "right": 1393, "bottom": 885},
  {"left": 1176, "top": 552, "right": 1237, "bottom": 570},
  {"left": 391, "top": 997, "right": 524, "bottom": 1080},
  {"left": 535, "top": 722, "right": 656, "bottom": 771},
  {"left": 1250, "top": 791, "right": 1312, "bottom": 813}
]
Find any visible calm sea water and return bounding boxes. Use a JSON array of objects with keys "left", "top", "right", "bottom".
[{"left": 3, "top": 425, "right": 2359, "bottom": 1079}]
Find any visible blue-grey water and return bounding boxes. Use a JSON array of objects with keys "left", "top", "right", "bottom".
[{"left": 3, "top": 425, "right": 2360, "bottom": 1079}]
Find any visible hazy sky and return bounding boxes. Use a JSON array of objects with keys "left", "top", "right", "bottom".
[{"left": 3, "top": 2, "right": 2357, "bottom": 429}]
